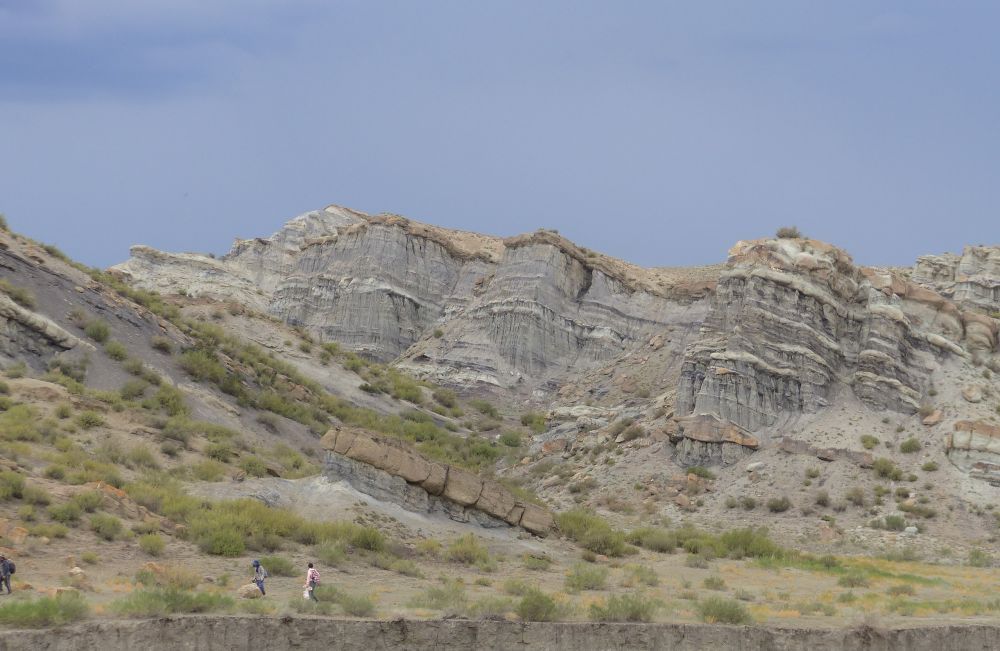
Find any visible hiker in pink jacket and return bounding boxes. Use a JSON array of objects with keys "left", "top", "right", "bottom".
[{"left": 304, "top": 562, "right": 320, "bottom": 602}]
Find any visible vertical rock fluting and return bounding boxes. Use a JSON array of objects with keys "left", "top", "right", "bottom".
[
  {"left": 676, "top": 238, "right": 971, "bottom": 437},
  {"left": 113, "top": 206, "right": 717, "bottom": 387}
]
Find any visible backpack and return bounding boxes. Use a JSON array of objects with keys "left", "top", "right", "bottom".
[{"left": 7, "top": 561, "right": 14, "bottom": 575}]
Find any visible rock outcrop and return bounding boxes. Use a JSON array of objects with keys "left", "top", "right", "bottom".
[
  {"left": 912, "top": 245, "right": 1000, "bottom": 314},
  {"left": 675, "top": 238, "right": 979, "bottom": 455},
  {"left": 0, "top": 292, "right": 83, "bottom": 367},
  {"left": 113, "top": 205, "right": 718, "bottom": 388},
  {"left": 320, "top": 427, "right": 553, "bottom": 535},
  {"left": 947, "top": 420, "right": 1000, "bottom": 486}
]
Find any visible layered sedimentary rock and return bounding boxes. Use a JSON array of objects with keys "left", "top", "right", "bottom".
[
  {"left": 113, "top": 206, "right": 717, "bottom": 387},
  {"left": 912, "top": 246, "right": 1000, "bottom": 314},
  {"left": 675, "top": 238, "right": 980, "bottom": 452},
  {"left": 320, "top": 427, "right": 553, "bottom": 535},
  {"left": 947, "top": 420, "right": 1000, "bottom": 486},
  {"left": 0, "top": 293, "right": 82, "bottom": 367}
]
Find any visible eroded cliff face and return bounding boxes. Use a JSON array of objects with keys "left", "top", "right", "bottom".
[
  {"left": 113, "top": 206, "right": 717, "bottom": 388},
  {"left": 912, "top": 245, "right": 1000, "bottom": 314},
  {"left": 674, "top": 238, "right": 993, "bottom": 448}
]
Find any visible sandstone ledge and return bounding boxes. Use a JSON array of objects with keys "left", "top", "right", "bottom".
[{"left": 321, "top": 427, "right": 553, "bottom": 535}]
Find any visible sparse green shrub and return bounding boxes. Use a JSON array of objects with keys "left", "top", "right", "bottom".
[
  {"left": 837, "top": 572, "right": 870, "bottom": 588},
  {"left": 432, "top": 388, "right": 457, "bottom": 408},
  {"left": 0, "top": 591, "right": 89, "bottom": 627},
  {"left": 740, "top": 496, "right": 757, "bottom": 510},
  {"left": 703, "top": 575, "right": 726, "bottom": 590},
  {"left": 776, "top": 226, "right": 802, "bottom": 239},
  {"left": 623, "top": 564, "right": 659, "bottom": 587},
  {"left": 687, "top": 466, "right": 715, "bottom": 480},
  {"left": 259, "top": 555, "right": 295, "bottom": 577},
  {"left": 139, "top": 533, "right": 166, "bottom": 556},
  {"left": 968, "top": 548, "right": 993, "bottom": 568},
  {"left": 20, "top": 484, "right": 50, "bottom": 506},
  {"left": 0, "top": 471, "right": 25, "bottom": 500},
  {"left": 883, "top": 515, "right": 906, "bottom": 531},
  {"left": 48, "top": 502, "right": 82, "bottom": 524},
  {"left": 408, "top": 580, "right": 467, "bottom": 612},
  {"left": 520, "top": 412, "right": 546, "bottom": 433},
  {"left": 4, "top": 362, "right": 26, "bottom": 379},
  {"left": 127, "top": 444, "right": 159, "bottom": 469},
  {"left": 111, "top": 588, "right": 234, "bottom": 617},
  {"left": 845, "top": 487, "right": 866, "bottom": 507},
  {"left": 315, "top": 541, "right": 347, "bottom": 566},
  {"left": 860, "top": 434, "right": 879, "bottom": 450},
  {"left": 886, "top": 584, "right": 916, "bottom": 597},
  {"left": 921, "top": 461, "right": 939, "bottom": 472},
  {"left": 239, "top": 456, "right": 267, "bottom": 477},
  {"left": 499, "top": 431, "right": 522, "bottom": 447},
  {"left": 104, "top": 341, "right": 128, "bottom": 361},
  {"left": 0, "top": 280, "right": 36, "bottom": 309},
  {"left": 28, "top": 522, "right": 68, "bottom": 539},
  {"left": 192, "top": 460, "right": 226, "bottom": 482},
  {"left": 900, "top": 438, "right": 921, "bottom": 454},
  {"left": 150, "top": 336, "right": 173, "bottom": 354},
  {"left": 589, "top": 592, "right": 660, "bottom": 622},
  {"left": 695, "top": 597, "right": 752, "bottom": 624},
  {"left": 350, "top": 526, "right": 385, "bottom": 552},
  {"left": 469, "top": 399, "right": 498, "bottom": 418},
  {"left": 120, "top": 380, "right": 149, "bottom": 403},
  {"left": 83, "top": 320, "right": 110, "bottom": 343},
  {"left": 766, "top": 496, "right": 791, "bottom": 513},
  {"left": 75, "top": 411, "right": 104, "bottom": 430},
  {"left": 557, "top": 508, "right": 628, "bottom": 557},
  {"left": 805, "top": 467, "right": 821, "bottom": 479},
  {"left": 814, "top": 490, "right": 830, "bottom": 507},
  {"left": 446, "top": 533, "right": 490, "bottom": 566},
  {"left": 565, "top": 563, "right": 608, "bottom": 592},
  {"left": 626, "top": 527, "right": 676, "bottom": 553},
  {"left": 72, "top": 490, "right": 103, "bottom": 512},
  {"left": 516, "top": 589, "right": 557, "bottom": 622},
  {"left": 90, "top": 513, "right": 123, "bottom": 541},
  {"left": 873, "top": 457, "right": 902, "bottom": 480}
]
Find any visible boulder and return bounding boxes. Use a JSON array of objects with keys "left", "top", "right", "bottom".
[
  {"left": 922, "top": 410, "right": 943, "bottom": 426},
  {"left": 474, "top": 480, "right": 517, "bottom": 521},
  {"left": 238, "top": 584, "right": 262, "bottom": 599},
  {"left": 345, "top": 434, "right": 387, "bottom": 468},
  {"left": 333, "top": 428, "right": 358, "bottom": 456},
  {"left": 962, "top": 386, "right": 983, "bottom": 403},
  {"left": 519, "top": 504, "right": 553, "bottom": 537},
  {"left": 420, "top": 463, "right": 448, "bottom": 496},
  {"left": 442, "top": 467, "right": 483, "bottom": 506}
]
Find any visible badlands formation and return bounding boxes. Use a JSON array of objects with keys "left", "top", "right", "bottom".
[{"left": 114, "top": 205, "right": 1000, "bottom": 501}]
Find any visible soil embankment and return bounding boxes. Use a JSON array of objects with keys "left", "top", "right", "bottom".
[{"left": 1, "top": 617, "right": 998, "bottom": 650}]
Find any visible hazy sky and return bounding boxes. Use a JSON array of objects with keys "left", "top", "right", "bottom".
[{"left": 1, "top": 1, "right": 997, "bottom": 269}]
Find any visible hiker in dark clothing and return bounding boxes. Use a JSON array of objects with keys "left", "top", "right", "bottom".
[
  {"left": 0, "top": 556, "right": 12, "bottom": 594},
  {"left": 251, "top": 559, "right": 267, "bottom": 596}
]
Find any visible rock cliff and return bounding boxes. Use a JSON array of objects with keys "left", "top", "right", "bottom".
[
  {"left": 113, "top": 206, "right": 718, "bottom": 388},
  {"left": 674, "top": 238, "right": 995, "bottom": 456}
]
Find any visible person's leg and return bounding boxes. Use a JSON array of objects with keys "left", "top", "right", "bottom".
[
  {"left": 256, "top": 579, "right": 265, "bottom": 596},
  {"left": 308, "top": 580, "right": 317, "bottom": 601},
  {"left": 4, "top": 575, "right": 10, "bottom": 594}
]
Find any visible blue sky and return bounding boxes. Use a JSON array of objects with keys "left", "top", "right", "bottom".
[{"left": 1, "top": 1, "right": 997, "bottom": 268}]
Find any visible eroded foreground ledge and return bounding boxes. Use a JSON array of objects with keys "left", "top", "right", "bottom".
[{"left": 1, "top": 617, "right": 998, "bottom": 651}]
